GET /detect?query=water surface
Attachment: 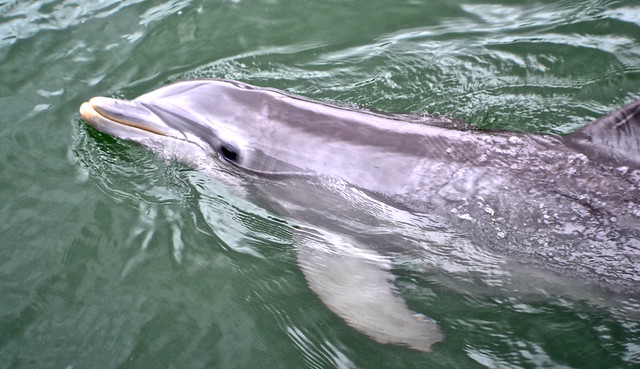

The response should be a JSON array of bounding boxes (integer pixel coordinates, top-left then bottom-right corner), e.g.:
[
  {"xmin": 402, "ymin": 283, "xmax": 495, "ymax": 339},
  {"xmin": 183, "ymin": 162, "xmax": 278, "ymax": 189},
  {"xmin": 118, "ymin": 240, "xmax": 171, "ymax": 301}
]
[{"xmin": 1, "ymin": 0, "xmax": 639, "ymax": 368}]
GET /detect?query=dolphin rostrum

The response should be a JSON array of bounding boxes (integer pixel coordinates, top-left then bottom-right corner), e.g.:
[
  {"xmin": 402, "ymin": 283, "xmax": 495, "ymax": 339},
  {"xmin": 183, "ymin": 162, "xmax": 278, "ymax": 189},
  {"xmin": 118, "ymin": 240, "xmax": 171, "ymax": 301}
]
[{"xmin": 79, "ymin": 79, "xmax": 640, "ymax": 352}]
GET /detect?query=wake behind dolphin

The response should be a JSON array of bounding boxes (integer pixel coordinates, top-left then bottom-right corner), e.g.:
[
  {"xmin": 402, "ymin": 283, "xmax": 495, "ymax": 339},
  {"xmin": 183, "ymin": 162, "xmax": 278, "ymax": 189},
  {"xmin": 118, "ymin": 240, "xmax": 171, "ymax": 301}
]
[{"xmin": 79, "ymin": 79, "xmax": 640, "ymax": 352}]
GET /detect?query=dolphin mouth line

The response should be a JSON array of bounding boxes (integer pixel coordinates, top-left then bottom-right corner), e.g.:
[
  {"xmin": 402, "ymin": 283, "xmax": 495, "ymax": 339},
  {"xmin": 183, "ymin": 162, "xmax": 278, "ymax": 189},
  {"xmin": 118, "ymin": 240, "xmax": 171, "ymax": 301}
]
[{"xmin": 80, "ymin": 99, "xmax": 168, "ymax": 136}]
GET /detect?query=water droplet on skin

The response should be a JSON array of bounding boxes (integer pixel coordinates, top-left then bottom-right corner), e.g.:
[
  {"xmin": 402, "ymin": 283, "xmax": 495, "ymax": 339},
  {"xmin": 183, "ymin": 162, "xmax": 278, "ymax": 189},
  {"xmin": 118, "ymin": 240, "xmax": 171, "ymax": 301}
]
[
  {"xmin": 457, "ymin": 213, "xmax": 474, "ymax": 222},
  {"xmin": 616, "ymin": 166, "xmax": 629, "ymax": 175},
  {"xmin": 508, "ymin": 136, "xmax": 523, "ymax": 145}
]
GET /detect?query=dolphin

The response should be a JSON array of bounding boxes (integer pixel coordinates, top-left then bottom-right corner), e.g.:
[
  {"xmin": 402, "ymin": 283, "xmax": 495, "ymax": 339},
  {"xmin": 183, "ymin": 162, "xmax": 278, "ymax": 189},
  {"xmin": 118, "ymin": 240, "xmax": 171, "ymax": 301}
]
[{"xmin": 79, "ymin": 79, "xmax": 640, "ymax": 352}]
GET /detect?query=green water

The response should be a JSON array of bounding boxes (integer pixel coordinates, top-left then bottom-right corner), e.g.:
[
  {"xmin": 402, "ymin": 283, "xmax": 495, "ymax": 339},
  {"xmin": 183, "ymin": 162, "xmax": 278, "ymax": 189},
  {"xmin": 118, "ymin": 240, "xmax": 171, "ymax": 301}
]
[{"xmin": 1, "ymin": 0, "xmax": 639, "ymax": 368}]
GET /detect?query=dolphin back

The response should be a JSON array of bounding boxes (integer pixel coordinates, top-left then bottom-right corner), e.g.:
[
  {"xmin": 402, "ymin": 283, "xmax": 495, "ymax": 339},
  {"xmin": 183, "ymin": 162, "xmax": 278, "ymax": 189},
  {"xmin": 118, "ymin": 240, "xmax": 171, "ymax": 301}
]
[{"xmin": 564, "ymin": 98, "xmax": 640, "ymax": 169}]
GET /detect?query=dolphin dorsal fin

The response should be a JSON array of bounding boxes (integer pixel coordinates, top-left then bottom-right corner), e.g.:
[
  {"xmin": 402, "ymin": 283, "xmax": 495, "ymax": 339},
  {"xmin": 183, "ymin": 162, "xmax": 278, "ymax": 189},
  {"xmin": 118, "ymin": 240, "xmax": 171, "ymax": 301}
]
[{"xmin": 564, "ymin": 98, "xmax": 640, "ymax": 169}]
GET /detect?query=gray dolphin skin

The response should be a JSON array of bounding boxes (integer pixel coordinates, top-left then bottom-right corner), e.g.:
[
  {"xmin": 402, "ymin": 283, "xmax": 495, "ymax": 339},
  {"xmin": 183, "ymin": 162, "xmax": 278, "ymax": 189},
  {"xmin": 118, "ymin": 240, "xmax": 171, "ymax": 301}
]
[{"xmin": 80, "ymin": 79, "xmax": 640, "ymax": 352}]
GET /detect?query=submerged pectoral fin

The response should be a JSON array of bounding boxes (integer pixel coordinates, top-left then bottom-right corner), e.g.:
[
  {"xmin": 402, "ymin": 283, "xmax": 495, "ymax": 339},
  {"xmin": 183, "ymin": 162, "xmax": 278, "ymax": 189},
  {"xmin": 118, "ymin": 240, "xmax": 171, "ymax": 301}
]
[{"xmin": 295, "ymin": 229, "xmax": 443, "ymax": 352}]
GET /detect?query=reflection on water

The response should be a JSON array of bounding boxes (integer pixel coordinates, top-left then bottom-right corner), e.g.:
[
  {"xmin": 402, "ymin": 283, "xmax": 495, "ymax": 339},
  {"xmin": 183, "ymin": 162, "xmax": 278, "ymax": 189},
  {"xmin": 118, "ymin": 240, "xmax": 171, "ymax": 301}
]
[{"xmin": 1, "ymin": 0, "xmax": 640, "ymax": 367}]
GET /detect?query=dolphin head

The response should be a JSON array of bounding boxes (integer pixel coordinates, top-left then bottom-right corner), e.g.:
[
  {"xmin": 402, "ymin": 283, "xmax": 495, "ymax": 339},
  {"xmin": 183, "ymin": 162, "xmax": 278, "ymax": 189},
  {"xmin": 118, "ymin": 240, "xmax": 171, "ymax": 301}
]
[
  {"xmin": 80, "ymin": 79, "xmax": 440, "ymax": 193},
  {"xmin": 80, "ymin": 80, "xmax": 310, "ymax": 176}
]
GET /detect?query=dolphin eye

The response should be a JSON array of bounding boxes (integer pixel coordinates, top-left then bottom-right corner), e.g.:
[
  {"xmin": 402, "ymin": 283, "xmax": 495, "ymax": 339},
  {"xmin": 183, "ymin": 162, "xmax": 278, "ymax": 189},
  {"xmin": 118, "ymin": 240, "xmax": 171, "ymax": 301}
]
[{"xmin": 220, "ymin": 144, "xmax": 239, "ymax": 162}]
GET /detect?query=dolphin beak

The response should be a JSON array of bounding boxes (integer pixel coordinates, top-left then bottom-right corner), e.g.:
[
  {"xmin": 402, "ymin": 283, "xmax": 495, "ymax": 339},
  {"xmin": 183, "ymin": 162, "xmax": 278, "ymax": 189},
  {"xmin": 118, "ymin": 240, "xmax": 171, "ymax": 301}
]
[{"xmin": 80, "ymin": 97, "xmax": 171, "ymax": 137}]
